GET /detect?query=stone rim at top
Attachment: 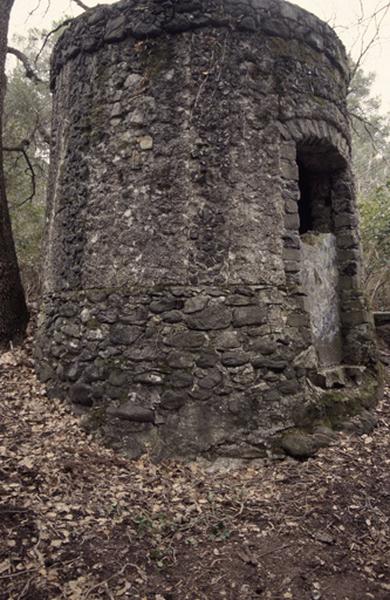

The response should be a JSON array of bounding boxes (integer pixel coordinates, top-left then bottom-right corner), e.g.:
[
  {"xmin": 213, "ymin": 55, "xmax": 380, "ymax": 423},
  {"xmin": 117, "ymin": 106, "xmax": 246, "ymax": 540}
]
[{"xmin": 50, "ymin": 0, "xmax": 350, "ymax": 90}]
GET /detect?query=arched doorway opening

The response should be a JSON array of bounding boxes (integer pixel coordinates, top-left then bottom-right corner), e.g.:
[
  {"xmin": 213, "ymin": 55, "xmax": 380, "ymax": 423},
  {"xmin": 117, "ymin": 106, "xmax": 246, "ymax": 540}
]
[{"xmin": 297, "ymin": 142, "xmax": 347, "ymax": 367}]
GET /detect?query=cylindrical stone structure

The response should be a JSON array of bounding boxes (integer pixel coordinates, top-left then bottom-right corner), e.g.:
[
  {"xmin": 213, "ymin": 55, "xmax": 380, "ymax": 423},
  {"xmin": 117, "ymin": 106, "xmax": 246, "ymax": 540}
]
[{"xmin": 36, "ymin": 0, "xmax": 381, "ymax": 459}]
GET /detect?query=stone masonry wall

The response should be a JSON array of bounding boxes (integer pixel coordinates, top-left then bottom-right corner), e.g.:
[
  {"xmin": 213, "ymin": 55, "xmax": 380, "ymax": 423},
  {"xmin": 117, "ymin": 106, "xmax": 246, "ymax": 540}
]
[{"xmin": 36, "ymin": 0, "xmax": 381, "ymax": 460}]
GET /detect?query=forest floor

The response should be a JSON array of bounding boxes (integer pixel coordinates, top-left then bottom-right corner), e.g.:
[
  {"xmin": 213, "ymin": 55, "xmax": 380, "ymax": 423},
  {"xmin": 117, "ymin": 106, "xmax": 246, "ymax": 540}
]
[{"xmin": 0, "ymin": 335, "xmax": 389, "ymax": 600}]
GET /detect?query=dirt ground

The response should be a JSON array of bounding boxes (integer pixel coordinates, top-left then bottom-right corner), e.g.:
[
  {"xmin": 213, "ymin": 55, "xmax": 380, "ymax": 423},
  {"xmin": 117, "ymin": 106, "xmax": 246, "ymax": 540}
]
[{"xmin": 0, "ymin": 335, "xmax": 389, "ymax": 600}]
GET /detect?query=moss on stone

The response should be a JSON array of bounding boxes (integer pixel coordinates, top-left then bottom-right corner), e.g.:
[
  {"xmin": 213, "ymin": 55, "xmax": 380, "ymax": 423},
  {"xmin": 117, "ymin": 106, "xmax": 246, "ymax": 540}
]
[
  {"xmin": 142, "ymin": 38, "xmax": 171, "ymax": 80},
  {"xmin": 280, "ymin": 429, "xmax": 315, "ymax": 459},
  {"xmin": 86, "ymin": 318, "xmax": 99, "ymax": 329},
  {"xmin": 317, "ymin": 374, "xmax": 380, "ymax": 427},
  {"xmin": 81, "ymin": 406, "xmax": 107, "ymax": 432}
]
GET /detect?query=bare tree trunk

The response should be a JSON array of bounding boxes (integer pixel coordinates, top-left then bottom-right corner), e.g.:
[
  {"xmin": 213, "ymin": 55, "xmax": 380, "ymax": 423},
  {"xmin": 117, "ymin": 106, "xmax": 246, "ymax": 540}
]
[{"xmin": 0, "ymin": 0, "xmax": 29, "ymax": 346}]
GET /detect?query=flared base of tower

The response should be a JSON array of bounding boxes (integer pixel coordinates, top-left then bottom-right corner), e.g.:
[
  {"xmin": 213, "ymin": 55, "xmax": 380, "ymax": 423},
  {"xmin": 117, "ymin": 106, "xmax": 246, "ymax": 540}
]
[{"xmin": 35, "ymin": 285, "xmax": 382, "ymax": 461}]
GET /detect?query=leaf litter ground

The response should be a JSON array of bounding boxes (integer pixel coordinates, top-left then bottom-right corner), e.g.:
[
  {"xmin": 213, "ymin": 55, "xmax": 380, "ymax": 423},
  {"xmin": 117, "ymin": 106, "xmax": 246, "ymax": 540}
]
[{"xmin": 0, "ymin": 337, "xmax": 389, "ymax": 600}]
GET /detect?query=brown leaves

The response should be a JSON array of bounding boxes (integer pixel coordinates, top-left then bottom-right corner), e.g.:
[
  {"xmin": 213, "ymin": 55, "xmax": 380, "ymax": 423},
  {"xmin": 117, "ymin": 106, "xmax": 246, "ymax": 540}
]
[{"xmin": 0, "ymin": 343, "xmax": 390, "ymax": 599}]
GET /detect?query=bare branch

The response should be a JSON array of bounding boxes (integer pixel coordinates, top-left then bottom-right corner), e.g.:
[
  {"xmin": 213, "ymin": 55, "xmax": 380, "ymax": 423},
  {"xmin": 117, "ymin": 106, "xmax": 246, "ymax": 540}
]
[
  {"xmin": 72, "ymin": 0, "xmax": 90, "ymax": 10},
  {"xmin": 349, "ymin": 110, "xmax": 380, "ymax": 140},
  {"xmin": 34, "ymin": 18, "xmax": 74, "ymax": 65},
  {"xmin": 3, "ymin": 143, "xmax": 36, "ymax": 206},
  {"xmin": 36, "ymin": 120, "xmax": 51, "ymax": 146},
  {"xmin": 359, "ymin": 1, "xmax": 390, "ymax": 25},
  {"xmin": 7, "ymin": 47, "xmax": 44, "ymax": 84},
  {"xmin": 26, "ymin": 0, "xmax": 43, "ymax": 20},
  {"xmin": 33, "ymin": 0, "xmax": 94, "ymax": 64},
  {"xmin": 350, "ymin": 2, "xmax": 390, "ymax": 81}
]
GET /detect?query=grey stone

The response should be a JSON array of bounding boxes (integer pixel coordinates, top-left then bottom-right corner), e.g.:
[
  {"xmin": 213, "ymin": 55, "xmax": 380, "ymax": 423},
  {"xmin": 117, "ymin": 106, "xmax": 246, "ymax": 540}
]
[
  {"xmin": 108, "ymin": 370, "xmax": 128, "ymax": 387},
  {"xmin": 293, "ymin": 346, "xmax": 318, "ymax": 369},
  {"xmin": 133, "ymin": 372, "xmax": 164, "ymax": 385},
  {"xmin": 120, "ymin": 306, "xmax": 148, "ymax": 325},
  {"xmin": 183, "ymin": 296, "xmax": 209, "ymax": 314},
  {"xmin": 230, "ymin": 365, "xmax": 255, "ymax": 386},
  {"xmin": 169, "ymin": 331, "xmax": 207, "ymax": 349},
  {"xmin": 161, "ymin": 310, "xmax": 183, "ymax": 323},
  {"xmin": 97, "ymin": 310, "xmax": 117, "ymax": 324},
  {"xmin": 283, "ymin": 248, "xmax": 301, "ymax": 262},
  {"xmin": 198, "ymin": 368, "xmax": 222, "ymax": 389},
  {"xmin": 214, "ymin": 331, "xmax": 241, "ymax": 350},
  {"xmin": 340, "ymin": 411, "xmax": 378, "ymax": 435},
  {"xmin": 189, "ymin": 388, "xmax": 213, "ymax": 401},
  {"xmin": 160, "ymin": 391, "xmax": 187, "ymax": 410},
  {"xmin": 287, "ymin": 313, "xmax": 308, "ymax": 328},
  {"xmin": 221, "ymin": 351, "xmax": 250, "ymax": 367},
  {"xmin": 248, "ymin": 339, "xmax": 277, "ymax": 355},
  {"xmin": 150, "ymin": 298, "xmax": 181, "ymax": 314},
  {"xmin": 60, "ymin": 304, "xmax": 77, "ymax": 317},
  {"xmin": 251, "ymin": 357, "xmax": 287, "ymax": 371},
  {"xmin": 166, "ymin": 351, "xmax": 194, "ymax": 369},
  {"xmin": 225, "ymin": 294, "xmax": 255, "ymax": 306},
  {"xmin": 314, "ymin": 367, "xmax": 346, "ymax": 389},
  {"xmin": 104, "ymin": 15, "xmax": 127, "ymax": 41},
  {"xmin": 63, "ymin": 323, "xmax": 81, "ymax": 338},
  {"xmin": 196, "ymin": 351, "xmax": 219, "ymax": 368},
  {"xmin": 67, "ymin": 364, "xmax": 81, "ymax": 382},
  {"xmin": 279, "ymin": 380, "xmax": 300, "ymax": 395},
  {"xmin": 69, "ymin": 382, "xmax": 94, "ymax": 407},
  {"xmin": 166, "ymin": 372, "xmax": 193, "ymax": 388},
  {"xmin": 233, "ymin": 307, "xmax": 267, "ymax": 327},
  {"xmin": 107, "ymin": 402, "xmax": 154, "ymax": 423},
  {"xmin": 51, "ymin": 345, "xmax": 64, "ymax": 358},
  {"xmin": 124, "ymin": 343, "xmax": 157, "ymax": 362},
  {"xmin": 263, "ymin": 389, "xmax": 280, "ymax": 402},
  {"xmin": 39, "ymin": 363, "xmax": 54, "ymax": 383},
  {"xmin": 85, "ymin": 290, "xmax": 108, "ymax": 303},
  {"xmin": 281, "ymin": 431, "xmax": 316, "ymax": 459},
  {"xmin": 110, "ymin": 324, "xmax": 142, "ymax": 345},
  {"xmin": 284, "ymin": 213, "xmax": 300, "ymax": 230},
  {"xmin": 139, "ymin": 135, "xmax": 153, "ymax": 150},
  {"xmin": 80, "ymin": 308, "xmax": 91, "ymax": 324},
  {"xmin": 128, "ymin": 109, "xmax": 144, "ymax": 126},
  {"xmin": 111, "ymin": 102, "xmax": 123, "ymax": 118},
  {"xmin": 186, "ymin": 306, "xmax": 232, "ymax": 331},
  {"xmin": 124, "ymin": 73, "xmax": 143, "ymax": 90}
]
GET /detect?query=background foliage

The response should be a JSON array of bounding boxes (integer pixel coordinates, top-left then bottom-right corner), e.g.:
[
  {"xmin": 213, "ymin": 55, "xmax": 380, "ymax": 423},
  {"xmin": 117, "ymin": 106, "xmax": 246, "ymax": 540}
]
[
  {"xmin": 349, "ymin": 67, "xmax": 390, "ymax": 310},
  {"xmin": 4, "ymin": 28, "xmax": 51, "ymax": 299}
]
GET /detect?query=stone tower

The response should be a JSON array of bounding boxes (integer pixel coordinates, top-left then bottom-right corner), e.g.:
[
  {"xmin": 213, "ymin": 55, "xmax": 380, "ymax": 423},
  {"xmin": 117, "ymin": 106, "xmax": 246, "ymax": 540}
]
[{"xmin": 36, "ymin": 0, "xmax": 381, "ymax": 459}]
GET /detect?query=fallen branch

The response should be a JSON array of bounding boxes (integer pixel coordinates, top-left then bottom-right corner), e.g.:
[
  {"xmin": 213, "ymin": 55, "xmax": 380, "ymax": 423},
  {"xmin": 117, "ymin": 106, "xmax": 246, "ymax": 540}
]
[
  {"xmin": 0, "ymin": 568, "xmax": 38, "ymax": 581},
  {"xmin": 84, "ymin": 563, "xmax": 144, "ymax": 599}
]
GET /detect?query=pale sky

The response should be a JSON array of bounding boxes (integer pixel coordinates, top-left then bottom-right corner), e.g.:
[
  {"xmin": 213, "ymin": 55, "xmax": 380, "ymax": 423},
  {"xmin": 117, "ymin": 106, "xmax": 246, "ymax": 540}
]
[{"xmin": 8, "ymin": 0, "xmax": 390, "ymax": 112}]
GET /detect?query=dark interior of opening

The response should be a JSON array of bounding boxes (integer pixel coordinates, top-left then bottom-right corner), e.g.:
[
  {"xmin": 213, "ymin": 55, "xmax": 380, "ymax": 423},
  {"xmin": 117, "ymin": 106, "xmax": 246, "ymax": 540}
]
[
  {"xmin": 297, "ymin": 144, "xmax": 346, "ymax": 235},
  {"xmin": 296, "ymin": 142, "xmax": 349, "ymax": 368},
  {"xmin": 298, "ymin": 162, "xmax": 314, "ymax": 234}
]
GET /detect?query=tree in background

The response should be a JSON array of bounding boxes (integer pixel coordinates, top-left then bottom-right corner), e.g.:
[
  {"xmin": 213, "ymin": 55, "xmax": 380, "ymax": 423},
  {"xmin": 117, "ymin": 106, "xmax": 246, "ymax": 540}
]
[
  {"xmin": 4, "ymin": 28, "xmax": 51, "ymax": 299},
  {"xmin": 359, "ymin": 182, "xmax": 390, "ymax": 310},
  {"xmin": 0, "ymin": 0, "xmax": 88, "ymax": 344},
  {"xmin": 349, "ymin": 68, "xmax": 390, "ymax": 196},
  {"xmin": 0, "ymin": 0, "xmax": 29, "ymax": 346},
  {"xmin": 348, "ymin": 67, "xmax": 390, "ymax": 310}
]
